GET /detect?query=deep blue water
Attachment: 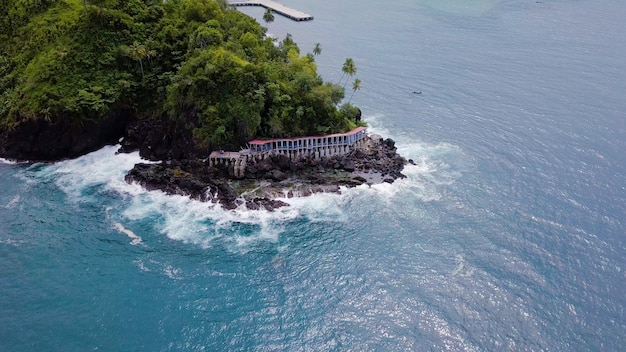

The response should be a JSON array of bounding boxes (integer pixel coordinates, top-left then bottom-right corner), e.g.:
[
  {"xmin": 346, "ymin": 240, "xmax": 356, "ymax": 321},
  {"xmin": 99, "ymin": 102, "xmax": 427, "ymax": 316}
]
[{"xmin": 1, "ymin": 0, "xmax": 625, "ymax": 350}]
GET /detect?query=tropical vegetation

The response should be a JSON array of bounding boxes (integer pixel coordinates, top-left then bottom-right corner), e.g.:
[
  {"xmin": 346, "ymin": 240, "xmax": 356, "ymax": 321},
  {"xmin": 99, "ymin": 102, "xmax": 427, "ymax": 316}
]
[{"xmin": 0, "ymin": 0, "xmax": 364, "ymax": 152}]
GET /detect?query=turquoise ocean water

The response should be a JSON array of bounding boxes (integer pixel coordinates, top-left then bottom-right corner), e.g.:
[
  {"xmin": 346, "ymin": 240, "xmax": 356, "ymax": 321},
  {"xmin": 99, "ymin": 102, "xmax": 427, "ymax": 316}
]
[{"xmin": 1, "ymin": 0, "xmax": 625, "ymax": 350}]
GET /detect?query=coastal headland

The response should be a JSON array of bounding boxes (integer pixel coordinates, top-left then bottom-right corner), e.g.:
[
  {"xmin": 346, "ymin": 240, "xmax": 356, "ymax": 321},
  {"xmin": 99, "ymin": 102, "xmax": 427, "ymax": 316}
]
[
  {"xmin": 0, "ymin": 0, "xmax": 410, "ymax": 209},
  {"xmin": 125, "ymin": 129, "xmax": 412, "ymax": 211}
]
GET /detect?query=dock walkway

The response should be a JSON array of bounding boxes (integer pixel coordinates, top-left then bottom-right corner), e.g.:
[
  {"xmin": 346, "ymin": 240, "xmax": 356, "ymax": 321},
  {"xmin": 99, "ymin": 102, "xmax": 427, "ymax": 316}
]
[{"xmin": 230, "ymin": 0, "xmax": 314, "ymax": 21}]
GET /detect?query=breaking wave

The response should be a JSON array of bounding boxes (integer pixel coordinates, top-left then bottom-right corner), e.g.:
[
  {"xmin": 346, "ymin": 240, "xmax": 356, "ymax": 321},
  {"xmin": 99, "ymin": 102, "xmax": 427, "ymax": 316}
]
[
  {"xmin": 22, "ymin": 126, "xmax": 464, "ymax": 249},
  {"xmin": 0, "ymin": 158, "xmax": 18, "ymax": 165}
]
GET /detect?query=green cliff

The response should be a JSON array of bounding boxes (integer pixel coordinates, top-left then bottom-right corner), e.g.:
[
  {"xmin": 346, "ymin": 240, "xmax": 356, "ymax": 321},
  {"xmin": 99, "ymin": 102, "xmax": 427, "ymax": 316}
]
[{"xmin": 0, "ymin": 0, "xmax": 362, "ymax": 160}]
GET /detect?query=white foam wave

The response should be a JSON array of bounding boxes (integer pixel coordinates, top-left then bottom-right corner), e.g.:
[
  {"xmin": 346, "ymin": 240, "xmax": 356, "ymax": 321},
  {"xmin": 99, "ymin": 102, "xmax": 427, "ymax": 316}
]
[
  {"xmin": 278, "ymin": 191, "xmax": 348, "ymax": 222},
  {"xmin": 4, "ymin": 195, "xmax": 20, "ymax": 209},
  {"xmin": 28, "ymin": 133, "xmax": 464, "ymax": 250},
  {"xmin": 121, "ymin": 188, "xmax": 305, "ymax": 249},
  {"xmin": 133, "ymin": 259, "xmax": 151, "ymax": 272},
  {"xmin": 115, "ymin": 116, "xmax": 463, "ymax": 248},
  {"xmin": 113, "ymin": 222, "xmax": 143, "ymax": 246},
  {"xmin": 364, "ymin": 113, "xmax": 466, "ymax": 201},
  {"xmin": 40, "ymin": 145, "xmax": 148, "ymax": 200},
  {"xmin": 106, "ymin": 206, "xmax": 144, "ymax": 246},
  {"xmin": 451, "ymin": 254, "xmax": 475, "ymax": 277},
  {"xmin": 164, "ymin": 265, "xmax": 182, "ymax": 280},
  {"xmin": 0, "ymin": 157, "xmax": 18, "ymax": 165}
]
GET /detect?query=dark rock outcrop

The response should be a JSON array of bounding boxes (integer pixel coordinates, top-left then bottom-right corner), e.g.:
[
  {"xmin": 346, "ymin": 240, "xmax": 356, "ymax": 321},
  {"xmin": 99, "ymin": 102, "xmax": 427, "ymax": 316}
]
[
  {"xmin": 125, "ymin": 162, "xmax": 212, "ymax": 201},
  {"xmin": 119, "ymin": 115, "xmax": 203, "ymax": 161},
  {"xmin": 0, "ymin": 108, "xmax": 410, "ymax": 211},
  {"xmin": 0, "ymin": 109, "xmax": 129, "ymax": 161},
  {"xmin": 123, "ymin": 135, "xmax": 411, "ymax": 211},
  {"xmin": 0, "ymin": 109, "xmax": 207, "ymax": 163}
]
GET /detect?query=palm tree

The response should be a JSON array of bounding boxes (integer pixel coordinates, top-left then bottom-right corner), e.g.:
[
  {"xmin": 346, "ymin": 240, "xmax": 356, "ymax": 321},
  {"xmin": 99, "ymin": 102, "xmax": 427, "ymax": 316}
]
[
  {"xmin": 340, "ymin": 58, "xmax": 356, "ymax": 87},
  {"xmin": 313, "ymin": 42, "xmax": 321, "ymax": 56},
  {"xmin": 348, "ymin": 78, "xmax": 361, "ymax": 103},
  {"xmin": 263, "ymin": 8, "xmax": 275, "ymax": 25},
  {"xmin": 125, "ymin": 42, "xmax": 156, "ymax": 80}
]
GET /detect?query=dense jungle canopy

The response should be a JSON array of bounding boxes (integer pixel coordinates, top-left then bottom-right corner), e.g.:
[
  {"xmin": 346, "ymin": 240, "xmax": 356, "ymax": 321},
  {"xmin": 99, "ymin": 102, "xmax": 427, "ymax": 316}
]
[{"xmin": 0, "ymin": 0, "xmax": 362, "ymax": 151}]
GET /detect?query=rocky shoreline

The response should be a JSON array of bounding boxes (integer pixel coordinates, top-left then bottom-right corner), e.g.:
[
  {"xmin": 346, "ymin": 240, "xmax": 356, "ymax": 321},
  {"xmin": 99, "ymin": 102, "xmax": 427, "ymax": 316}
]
[
  {"xmin": 0, "ymin": 116, "xmax": 411, "ymax": 211},
  {"xmin": 125, "ymin": 135, "xmax": 412, "ymax": 211}
]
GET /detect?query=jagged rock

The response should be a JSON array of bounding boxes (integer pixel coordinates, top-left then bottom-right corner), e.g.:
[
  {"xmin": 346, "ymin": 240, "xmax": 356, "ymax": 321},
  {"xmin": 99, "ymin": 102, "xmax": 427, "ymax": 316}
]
[
  {"xmin": 343, "ymin": 161, "xmax": 356, "ymax": 172},
  {"xmin": 384, "ymin": 138, "xmax": 396, "ymax": 149},
  {"xmin": 272, "ymin": 154, "xmax": 291, "ymax": 171},
  {"xmin": 353, "ymin": 176, "xmax": 368, "ymax": 183},
  {"xmin": 246, "ymin": 198, "xmax": 289, "ymax": 211},
  {"xmin": 339, "ymin": 178, "xmax": 365, "ymax": 187},
  {"xmin": 270, "ymin": 170, "xmax": 287, "ymax": 181},
  {"xmin": 122, "ymin": 135, "xmax": 409, "ymax": 211},
  {"xmin": 245, "ymin": 164, "xmax": 258, "ymax": 175},
  {"xmin": 0, "ymin": 110, "xmax": 129, "ymax": 161},
  {"xmin": 119, "ymin": 115, "xmax": 203, "ymax": 161},
  {"xmin": 0, "ymin": 97, "xmax": 410, "ymax": 213},
  {"xmin": 222, "ymin": 202, "xmax": 238, "ymax": 210}
]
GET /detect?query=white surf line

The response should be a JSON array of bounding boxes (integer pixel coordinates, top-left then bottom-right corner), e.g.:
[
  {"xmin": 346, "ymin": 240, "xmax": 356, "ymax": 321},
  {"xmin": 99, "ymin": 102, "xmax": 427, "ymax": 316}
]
[
  {"xmin": 114, "ymin": 222, "xmax": 143, "ymax": 246},
  {"xmin": 107, "ymin": 206, "xmax": 143, "ymax": 246},
  {"xmin": 0, "ymin": 157, "xmax": 18, "ymax": 165}
]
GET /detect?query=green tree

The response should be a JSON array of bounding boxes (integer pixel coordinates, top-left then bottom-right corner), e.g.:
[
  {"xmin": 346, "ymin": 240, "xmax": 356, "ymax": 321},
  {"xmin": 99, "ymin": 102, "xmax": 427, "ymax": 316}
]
[
  {"xmin": 263, "ymin": 8, "xmax": 274, "ymax": 25},
  {"xmin": 123, "ymin": 41, "xmax": 156, "ymax": 80},
  {"xmin": 340, "ymin": 57, "xmax": 356, "ymax": 87},
  {"xmin": 182, "ymin": 0, "xmax": 224, "ymax": 23},
  {"xmin": 313, "ymin": 42, "xmax": 321, "ymax": 56},
  {"xmin": 191, "ymin": 24, "xmax": 223, "ymax": 49},
  {"xmin": 349, "ymin": 78, "xmax": 361, "ymax": 103},
  {"xmin": 0, "ymin": 0, "xmax": 365, "ymax": 155}
]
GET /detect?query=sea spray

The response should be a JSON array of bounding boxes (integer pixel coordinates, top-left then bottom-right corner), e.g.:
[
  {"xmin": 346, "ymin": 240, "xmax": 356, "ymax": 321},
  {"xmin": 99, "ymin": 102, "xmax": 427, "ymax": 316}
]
[
  {"xmin": 40, "ymin": 145, "xmax": 149, "ymax": 201},
  {"xmin": 24, "ymin": 136, "xmax": 461, "ymax": 250}
]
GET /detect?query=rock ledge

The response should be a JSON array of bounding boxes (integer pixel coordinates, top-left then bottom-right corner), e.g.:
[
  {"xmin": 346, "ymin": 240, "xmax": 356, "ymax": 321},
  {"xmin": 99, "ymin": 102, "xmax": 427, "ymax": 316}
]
[{"xmin": 125, "ymin": 135, "xmax": 413, "ymax": 211}]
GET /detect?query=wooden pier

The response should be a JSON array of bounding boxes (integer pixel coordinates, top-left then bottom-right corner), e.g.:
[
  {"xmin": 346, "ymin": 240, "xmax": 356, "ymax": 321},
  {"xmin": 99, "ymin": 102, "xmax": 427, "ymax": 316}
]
[{"xmin": 230, "ymin": 0, "xmax": 314, "ymax": 21}]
